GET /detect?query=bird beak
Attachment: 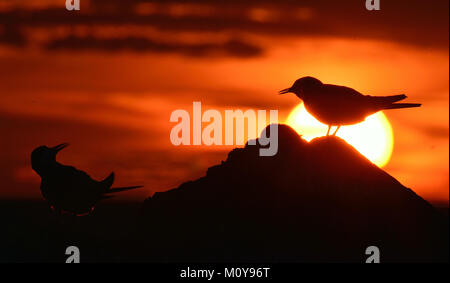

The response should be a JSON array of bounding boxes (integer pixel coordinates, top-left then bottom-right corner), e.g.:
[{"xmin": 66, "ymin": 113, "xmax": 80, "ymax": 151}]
[
  {"xmin": 279, "ymin": 88, "xmax": 291, "ymax": 95},
  {"xmin": 52, "ymin": 143, "xmax": 69, "ymax": 152}
]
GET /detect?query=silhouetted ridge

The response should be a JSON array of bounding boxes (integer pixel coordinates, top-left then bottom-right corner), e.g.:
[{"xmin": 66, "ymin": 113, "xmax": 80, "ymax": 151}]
[{"xmin": 141, "ymin": 124, "xmax": 448, "ymax": 262}]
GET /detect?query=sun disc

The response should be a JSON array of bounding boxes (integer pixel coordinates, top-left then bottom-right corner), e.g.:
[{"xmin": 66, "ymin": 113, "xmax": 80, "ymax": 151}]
[{"xmin": 286, "ymin": 103, "xmax": 394, "ymax": 167}]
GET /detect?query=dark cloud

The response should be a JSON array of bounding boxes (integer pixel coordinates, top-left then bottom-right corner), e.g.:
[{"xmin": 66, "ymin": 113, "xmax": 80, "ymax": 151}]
[
  {"xmin": 0, "ymin": 0, "xmax": 448, "ymax": 54},
  {"xmin": 45, "ymin": 35, "xmax": 263, "ymax": 58},
  {"xmin": 0, "ymin": 25, "xmax": 26, "ymax": 46},
  {"xmin": 421, "ymin": 125, "xmax": 449, "ymax": 139}
]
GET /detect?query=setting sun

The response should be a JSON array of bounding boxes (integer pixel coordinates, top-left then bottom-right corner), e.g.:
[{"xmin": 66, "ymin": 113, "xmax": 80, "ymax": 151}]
[{"xmin": 286, "ymin": 103, "xmax": 394, "ymax": 167}]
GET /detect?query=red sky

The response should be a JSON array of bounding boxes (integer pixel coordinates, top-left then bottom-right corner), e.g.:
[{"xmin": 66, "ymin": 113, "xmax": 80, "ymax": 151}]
[{"xmin": 0, "ymin": 0, "xmax": 448, "ymax": 204}]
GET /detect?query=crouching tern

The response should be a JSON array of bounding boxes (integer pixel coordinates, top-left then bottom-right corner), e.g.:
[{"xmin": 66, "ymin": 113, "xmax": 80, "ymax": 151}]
[{"xmin": 31, "ymin": 143, "xmax": 142, "ymax": 216}]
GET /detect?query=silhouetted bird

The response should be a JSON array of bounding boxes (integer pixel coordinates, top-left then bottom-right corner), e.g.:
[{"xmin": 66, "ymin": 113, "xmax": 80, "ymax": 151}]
[
  {"xmin": 31, "ymin": 143, "xmax": 142, "ymax": 216},
  {"xmin": 280, "ymin": 76, "xmax": 421, "ymax": 135}
]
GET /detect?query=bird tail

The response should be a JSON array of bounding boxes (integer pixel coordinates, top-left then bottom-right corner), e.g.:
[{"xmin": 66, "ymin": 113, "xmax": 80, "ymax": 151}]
[
  {"xmin": 385, "ymin": 103, "xmax": 422, "ymax": 109},
  {"xmin": 373, "ymin": 94, "xmax": 407, "ymax": 104},
  {"xmin": 101, "ymin": 172, "xmax": 143, "ymax": 194},
  {"xmin": 105, "ymin": 186, "xmax": 143, "ymax": 194},
  {"xmin": 101, "ymin": 172, "xmax": 115, "ymax": 189}
]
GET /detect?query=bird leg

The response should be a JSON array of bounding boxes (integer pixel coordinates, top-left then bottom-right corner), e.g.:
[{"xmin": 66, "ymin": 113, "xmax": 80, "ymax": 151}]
[
  {"xmin": 332, "ymin": 125, "xmax": 341, "ymax": 136},
  {"xmin": 326, "ymin": 125, "xmax": 331, "ymax": 136}
]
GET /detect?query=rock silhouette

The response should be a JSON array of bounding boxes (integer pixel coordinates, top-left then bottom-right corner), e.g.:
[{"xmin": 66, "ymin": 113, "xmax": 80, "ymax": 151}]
[{"xmin": 141, "ymin": 124, "xmax": 448, "ymax": 262}]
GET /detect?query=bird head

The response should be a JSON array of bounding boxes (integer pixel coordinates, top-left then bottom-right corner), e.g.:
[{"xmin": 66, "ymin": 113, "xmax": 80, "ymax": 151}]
[
  {"xmin": 279, "ymin": 76, "xmax": 323, "ymax": 98},
  {"xmin": 31, "ymin": 143, "xmax": 69, "ymax": 176}
]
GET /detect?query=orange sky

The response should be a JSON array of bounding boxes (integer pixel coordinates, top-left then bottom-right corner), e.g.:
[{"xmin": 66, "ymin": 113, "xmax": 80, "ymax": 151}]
[{"xmin": 0, "ymin": 0, "xmax": 448, "ymax": 204}]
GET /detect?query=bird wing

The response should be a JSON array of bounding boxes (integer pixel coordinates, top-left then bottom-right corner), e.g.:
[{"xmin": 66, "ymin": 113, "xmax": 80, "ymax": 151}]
[
  {"xmin": 53, "ymin": 164, "xmax": 101, "ymax": 195},
  {"xmin": 57, "ymin": 164, "xmax": 94, "ymax": 182},
  {"xmin": 303, "ymin": 84, "xmax": 379, "ymax": 124},
  {"xmin": 320, "ymin": 84, "xmax": 366, "ymax": 100},
  {"xmin": 314, "ymin": 84, "xmax": 369, "ymax": 110},
  {"xmin": 366, "ymin": 94, "xmax": 407, "ymax": 108},
  {"xmin": 41, "ymin": 164, "xmax": 101, "ymax": 212},
  {"xmin": 320, "ymin": 85, "xmax": 409, "ymax": 113}
]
